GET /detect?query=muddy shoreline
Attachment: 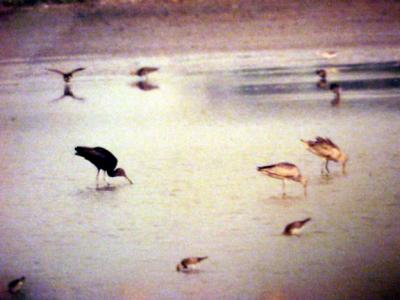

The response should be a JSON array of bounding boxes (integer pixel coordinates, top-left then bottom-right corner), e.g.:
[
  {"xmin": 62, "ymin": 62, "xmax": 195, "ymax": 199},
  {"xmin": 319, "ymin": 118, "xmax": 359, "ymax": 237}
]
[{"xmin": 1, "ymin": 1, "xmax": 400, "ymax": 60}]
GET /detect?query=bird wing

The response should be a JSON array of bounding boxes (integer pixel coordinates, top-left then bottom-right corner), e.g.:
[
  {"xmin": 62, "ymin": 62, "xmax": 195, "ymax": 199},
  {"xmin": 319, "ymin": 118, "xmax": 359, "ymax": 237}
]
[
  {"xmin": 69, "ymin": 67, "xmax": 86, "ymax": 75},
  {"xmin": 259, "ymin": 162, "xmax": 299, "ymax": 178},
  {"xmin": 75, "ymin": 146, "xmax": 118, "ymax": 171},
  {"xmin": 46, "ymin": 68, "xmax": 65, "ymax": 75}
]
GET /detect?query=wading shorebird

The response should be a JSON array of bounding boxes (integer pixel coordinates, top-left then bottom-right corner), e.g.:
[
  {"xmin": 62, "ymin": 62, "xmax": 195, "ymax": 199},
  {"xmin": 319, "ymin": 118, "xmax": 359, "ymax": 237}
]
[
  {"xmin": 301, "ymin": 137, "xmax": 348, "ymax": 174},
  {"xmin": 330, "ymin": 83, "xmax": 341, "ymax": 106},
  {"xmin": 257, "ymin": 162, "xmax": 308, "ymax": 197},
  {"xmin": 8, "ymin": 276, "xmax": 25, "ymax": 294},
  {"xmin": 283, "ymin": 218, "xmax": 311, "ymax": 236},
  {"xmin": 46, "ymin": 67, "xmax": 86, "ymax": 83},
  {"xmin": 130, "ymin": 67, "xmax": 159, "ymax": 79},
  {"xmin": 75, "ymin": 146, "xmax": 133, "ymax": 187},
  {"xmin": 176, "ymin": 256, "xmax": 208, "ymax": 272},
  {"xmin": 315, "ymin": 69, "xmax": 328, "ymax": 89}
]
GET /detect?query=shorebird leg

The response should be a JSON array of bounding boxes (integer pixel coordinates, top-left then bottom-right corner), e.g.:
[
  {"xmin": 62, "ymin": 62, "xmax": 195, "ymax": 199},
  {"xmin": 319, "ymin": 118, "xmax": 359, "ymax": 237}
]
[
  {"xmin": 282, "ymin": 180, "xmax": 286, "ymax": 198},
  {"xmin": 325, "ymin": 159, "xmax": 330, "ymax": 174}
]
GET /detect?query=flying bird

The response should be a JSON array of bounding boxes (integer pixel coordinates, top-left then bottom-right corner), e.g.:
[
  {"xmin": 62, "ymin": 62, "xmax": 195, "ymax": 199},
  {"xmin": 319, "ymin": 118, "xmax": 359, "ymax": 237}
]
[
  {"xmin": 130, "ymin": 67, "xmax": 159, "ymax": 79},
  {"xmin": 75, "ymin": 146, "xmax": 133, "ymax": 186},
  {"xmin": 283, "ymin": 218, "xmax": 311, "ymax": 236},
  {"xmin": 330, "ymin": 83, "xmax": 341, "ymax": 106},
  {"xmin": 301, "ymin": 137, "xmax": 348, "ymax": 174},
  {"xmin": 46, "ymin": 67, "xmax": 85, "ymax": 83},
  {"xmin": 257, "ymin": 162, "xmax": 307, "ymax": 197},
  {"xmin": 8, "ymin": 276, "xmax": 25, "ymax": 294},
  {"xmin": 176, "ymin": 256, "xmax": 208, "ymax": 272}
]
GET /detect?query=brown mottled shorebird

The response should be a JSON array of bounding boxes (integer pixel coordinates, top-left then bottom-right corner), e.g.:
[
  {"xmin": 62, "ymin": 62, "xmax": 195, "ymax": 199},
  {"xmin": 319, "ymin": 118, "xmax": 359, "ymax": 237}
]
[
  {"xmin": 130, "ymin": 67, "xmax": 159, "ymax": 79},
  {"xmin": 315, "ymin": 69, "xmax": 328, "ymax": 89},
  {"xmin": 301, "ymin": 137, "xmax": 348, "ymax": 174},
  {"xmin": 283, "ymin": 218, "xmax": 311, "ymax": 236},
  {"xmin": 176, "ymin": 256, "xmax": 208, "ymax": 272},
  {"xmin": 75, "ymin": 146, "xmax": 133, "ymax": 187},
  {"xmin": 8, "ymin": 276, "xmax": 25, "ymax": 294},
  {"xmin": 46, "ymin": 67, "xmax": 85, "ymax": 83},
  {"xmin": 330, "ymin": 83, "xmax": 341, "ymax": 106},
  {"xmin": 257, "ymin": 162, "xmax": 308, "ymax": 197}
]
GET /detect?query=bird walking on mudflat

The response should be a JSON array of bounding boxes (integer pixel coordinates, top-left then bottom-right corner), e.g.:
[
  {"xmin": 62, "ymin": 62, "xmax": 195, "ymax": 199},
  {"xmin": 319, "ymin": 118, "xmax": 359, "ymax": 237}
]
[
  {"xmin": 301, "ymin": 137, "xmax": 348, "ymax": 174},
  {"xmin": 283, "ymin": 218, "xmax": 311, "ymax": 236},
  {"xmin": 176, "ymin": 256, "xmax": 208, "ymax": 272},
  {"xmin": 257, "ymin": 162, "xmax": 308, "ymax": 197},
  {"xmin": 46, "ymin": 67, "xmax": 85, "ymax": 83},
  {"xmin": 130, "ymin": 67, "xmax": 159, "ymax": 79},
  {"xmin": 8, "ymin": 276, "xmax": 25, "ymax": 294},
  {"xmin": 75, "ymin": 146, "xmax": 133, "ymax": 186}
]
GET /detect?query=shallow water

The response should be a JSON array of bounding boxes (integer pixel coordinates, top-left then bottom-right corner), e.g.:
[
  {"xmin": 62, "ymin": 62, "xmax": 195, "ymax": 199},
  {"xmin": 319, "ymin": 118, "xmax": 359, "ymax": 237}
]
[{"xmin": 0, "ymin": 50, "xmax": 400, "ymax": 299}]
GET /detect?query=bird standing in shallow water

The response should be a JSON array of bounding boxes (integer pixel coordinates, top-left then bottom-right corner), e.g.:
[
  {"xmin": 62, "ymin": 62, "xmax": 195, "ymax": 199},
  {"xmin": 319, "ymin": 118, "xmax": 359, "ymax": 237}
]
[
  {"xmin": 315, "ymin": 69, "xmax": 328, "ymax": 89},
  {"xmin": 75, "ymin": 146, "xmax": 133, "ymax": 187},
  {"xmin": 46, "ymin": 67, "xmax": 85, "ymax": 83},
  {"xmin": 330, "ymin": 83, "xmax": 341, "ymax": 106},
  {"xmin": 283, "ymin": 218, "xmax": 311, "ymax": 236},
  {"xmin": 8, "ymin": 276, "xmax": 25, "ymax": 294},
  {"xmin": 301, "ymin": 137, "xmax": 348, "ymax": 175},
  {"xmin": 176, "ymin": 257, "xmax": 208, "ymax": 272},
  {"xmin": 257, "ymin": 162, "xmax": 308, "ymax": 197}
]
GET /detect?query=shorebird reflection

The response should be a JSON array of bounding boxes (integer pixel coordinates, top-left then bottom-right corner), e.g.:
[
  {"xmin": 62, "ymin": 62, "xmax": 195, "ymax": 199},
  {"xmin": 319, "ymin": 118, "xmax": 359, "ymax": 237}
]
[
  {"xmin": 132, "ymin": 80, "xmax": 159, "ymax": 91},
  {"xmin": 51, "ymin": 84, "xmax": 85, "ymax": 102}
]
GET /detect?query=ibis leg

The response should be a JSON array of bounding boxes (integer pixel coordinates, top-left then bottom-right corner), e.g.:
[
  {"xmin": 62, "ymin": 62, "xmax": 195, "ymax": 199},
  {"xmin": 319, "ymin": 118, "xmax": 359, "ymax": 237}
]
[{"xmin": 96, "ymin": 170, "xmax": 100, "ymax": 187}]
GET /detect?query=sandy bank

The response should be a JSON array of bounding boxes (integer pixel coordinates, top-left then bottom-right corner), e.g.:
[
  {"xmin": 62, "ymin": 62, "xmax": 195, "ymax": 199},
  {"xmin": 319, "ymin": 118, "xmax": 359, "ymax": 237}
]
[{"xmin": 1, "ymin": 0, "xmax": 400, "ymax": 60}]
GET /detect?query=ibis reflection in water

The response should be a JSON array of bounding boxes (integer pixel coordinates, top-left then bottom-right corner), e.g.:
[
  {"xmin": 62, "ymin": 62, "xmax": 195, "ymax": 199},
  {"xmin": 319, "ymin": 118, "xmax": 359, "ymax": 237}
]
[
  {"xmin": 74, "ymin": 146, "xmax": 133, "ymax": 187},
  {"xmin": 301, "ymin": 137, "xmax": 348, "ymax": 175},
  {"xmin": 257, "ymin": 162, "xmax": 308, "ymax": 198}
]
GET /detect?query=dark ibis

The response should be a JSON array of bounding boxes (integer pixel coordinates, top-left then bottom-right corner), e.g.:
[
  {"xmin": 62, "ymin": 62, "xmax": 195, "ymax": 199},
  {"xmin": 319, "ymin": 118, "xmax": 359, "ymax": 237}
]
[
  {"xmin": 8, "ymin": 276, "xmax": 25, "ymax": 294},
  {"xmin": 75, "ymin": 146, "xmax": 133, "ymax": 186},
  {"xmin": 257, "ymin": 162, "xmax": 308, "ymax": 197},
  {"xmin": 283, "ymin": 218, "xmax": 312, "ymax": 236},
  {"xmin": 301, "ymin": 137, "xmax": 348, "ymax": 174},
  {"xmin": 176, "ymin": 256, "xmax": 208, "ymax": 272},
  {"xmin": 46, "ymin": 67, "xmax": 85, "ymax": 83}
]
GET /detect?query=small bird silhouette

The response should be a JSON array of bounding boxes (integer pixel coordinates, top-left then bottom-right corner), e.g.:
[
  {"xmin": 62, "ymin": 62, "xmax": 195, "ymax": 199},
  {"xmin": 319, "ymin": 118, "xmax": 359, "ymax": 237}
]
[
  {"xmin": 301, "ymin": 137, "xmax": 348, "ymax": 174},
  {"xmin": 330, "ymin": 83, "xmax": 341, "ymax": 106},
  {"xmin": 75, "ymin": 146, "xmax": 133, "ymax": 186},
  {"xmin": 134, "ymin": 80, "xmax": 159, "ymax": 91},
  {"xmin": 283, "ymin": 218, "xmax": 311, "ymax": 236},
  {"xmin": 46, "ymin": 67, "xmax": 85, "ymax": 83},
  {"xmin": 257, "ymin": 162, "xmax": 307, "ymax": 197},
  {"xmin": 176, "ymin": 256, "xmax": 208, "ymax": 272},
  {"xmin": 130, "ymin": 67, "xmax": 159, "ymax": 79},
  {"xmin": 51, "ymin": 84, "xmax": 84, "ymax": 102},
  {"xmin": 8, "ymin": 276, "xmax": 25, "ymax": 294},
  {"xmin": 315, "ymin": 69, "xmax": 328, "ymax": 89}
]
